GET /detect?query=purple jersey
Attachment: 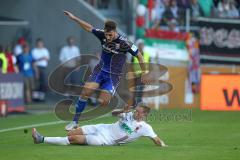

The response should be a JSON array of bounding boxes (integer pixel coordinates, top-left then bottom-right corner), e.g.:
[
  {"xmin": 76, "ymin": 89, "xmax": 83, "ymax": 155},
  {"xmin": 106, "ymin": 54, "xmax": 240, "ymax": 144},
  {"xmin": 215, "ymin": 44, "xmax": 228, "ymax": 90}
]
[{"xmin": 92, "ymin": 28, "xmax": 138, "ymax": 75}]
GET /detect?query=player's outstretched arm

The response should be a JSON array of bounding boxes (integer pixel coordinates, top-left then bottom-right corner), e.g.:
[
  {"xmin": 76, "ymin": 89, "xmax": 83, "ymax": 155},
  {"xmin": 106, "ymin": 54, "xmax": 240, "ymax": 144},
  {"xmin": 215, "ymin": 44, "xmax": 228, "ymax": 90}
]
[
  {"xmin": 136, "ymin": 52, "xmax": 146, "ymax": 72},
  {"xmin": 111, "ymin": 105, "xmax": 133, "ymax": 116},
  {"xmin": 135, "ymin": 52, "xmax": 150, "ymax": 84},
  {"xmin": 63, "ymin": 10, "xmax": 93, "ymax": 32},
  {"xmin": 151, "ymin": 137, "xmax": 168, "ymax": 147}
]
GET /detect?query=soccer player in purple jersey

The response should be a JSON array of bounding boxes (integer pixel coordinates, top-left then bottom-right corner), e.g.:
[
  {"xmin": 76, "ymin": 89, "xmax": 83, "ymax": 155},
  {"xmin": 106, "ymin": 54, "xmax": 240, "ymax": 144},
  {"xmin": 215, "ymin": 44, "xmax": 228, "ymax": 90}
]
[{"xmin": 63, "ymin": 11, "xmax": 149, "ymax": 131}]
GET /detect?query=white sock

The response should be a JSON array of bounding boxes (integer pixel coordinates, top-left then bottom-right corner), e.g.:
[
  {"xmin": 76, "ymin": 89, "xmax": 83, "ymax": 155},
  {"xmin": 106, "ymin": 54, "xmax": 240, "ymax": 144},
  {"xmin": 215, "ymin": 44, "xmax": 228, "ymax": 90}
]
[{"xmin": 44, "ymin": 137, "xmax": 70, "ymax": 145}]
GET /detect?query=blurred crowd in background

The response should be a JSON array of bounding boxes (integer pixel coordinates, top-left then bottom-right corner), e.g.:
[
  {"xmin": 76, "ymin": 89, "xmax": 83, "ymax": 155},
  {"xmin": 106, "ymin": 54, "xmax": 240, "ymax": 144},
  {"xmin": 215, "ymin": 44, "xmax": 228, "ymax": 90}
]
[
  {"xmin": 0, "ymin": 38, "xmax": 50, "ymax": 103},
  {"xmin": 0, "ymin": 36, "xmax": 81, "ymax": 104},
  {"xmin": 88, "ymin": 0, "xmax": 240, "ymax": 18},
  {"xmin": 135, "ymin": 0, "xmax": 240, "ymax": 33}
]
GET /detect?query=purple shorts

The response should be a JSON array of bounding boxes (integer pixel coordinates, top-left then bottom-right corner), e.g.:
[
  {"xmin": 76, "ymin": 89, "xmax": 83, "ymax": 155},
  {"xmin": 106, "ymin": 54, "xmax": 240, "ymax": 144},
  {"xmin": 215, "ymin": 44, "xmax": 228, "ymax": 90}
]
[{"xmin": 88, "ymin": 66, "xmax": 121, "ymax": 95}]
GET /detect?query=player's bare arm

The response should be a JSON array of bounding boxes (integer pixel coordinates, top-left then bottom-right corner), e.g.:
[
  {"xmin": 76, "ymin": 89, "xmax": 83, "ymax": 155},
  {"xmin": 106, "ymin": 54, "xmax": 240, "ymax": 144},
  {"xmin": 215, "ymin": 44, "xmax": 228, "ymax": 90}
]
[
  {"xmin": 63, "ymin": 10, "xmax": 93, "ymax": 32},
  {"xmin": 151, "ymin": 137, "xmax": 167, "ymax": 147},
  {"xmin": 135, "ymin": 52, "xmax": 149, "ymax": 84},
  {"xmin": 111, "ymin": 105, "xmax": 133, "ymax": 116}
]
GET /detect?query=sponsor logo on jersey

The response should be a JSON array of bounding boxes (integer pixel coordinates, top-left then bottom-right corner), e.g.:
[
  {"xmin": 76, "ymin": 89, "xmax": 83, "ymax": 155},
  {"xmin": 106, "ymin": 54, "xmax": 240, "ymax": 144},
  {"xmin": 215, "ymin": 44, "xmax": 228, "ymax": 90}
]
[{"xmin": 120, "ymin": 122, "xmax": 134, "ymax": 135}]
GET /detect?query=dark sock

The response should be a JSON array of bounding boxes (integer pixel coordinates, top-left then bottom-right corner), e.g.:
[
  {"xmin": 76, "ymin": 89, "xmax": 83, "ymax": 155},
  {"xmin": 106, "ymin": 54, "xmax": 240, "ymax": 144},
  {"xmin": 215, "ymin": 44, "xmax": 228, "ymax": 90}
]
[{"xmin": 73, "ymin": 98, "xmax": 87, "ymax": 123}]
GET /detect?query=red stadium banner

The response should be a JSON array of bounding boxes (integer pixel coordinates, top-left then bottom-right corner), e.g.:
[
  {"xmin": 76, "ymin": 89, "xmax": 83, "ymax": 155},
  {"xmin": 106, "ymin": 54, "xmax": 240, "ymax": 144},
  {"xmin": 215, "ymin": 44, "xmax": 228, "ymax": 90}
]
[
  {"xmin": 201, "ymin": 74, "xmax": 240, "ymax": 111},
  {"xmin": 145, "ymin": 29, "xmax": 189, "ymax": 41}
]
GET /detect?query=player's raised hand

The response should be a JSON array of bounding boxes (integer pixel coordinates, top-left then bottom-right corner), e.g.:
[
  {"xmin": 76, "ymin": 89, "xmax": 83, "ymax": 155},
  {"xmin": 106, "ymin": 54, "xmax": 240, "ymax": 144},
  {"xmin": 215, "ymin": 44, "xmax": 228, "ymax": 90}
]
[
  {"xmin": 63, "ymin": 10, "xmax": 93, "ymax": 32},
  {"xmin": 63, "ymin": 10, "xmax": 75, "ymax": 20},
  {"xmin": 123, "ymin": 105, "xmax": 133, "ymax": 112}
]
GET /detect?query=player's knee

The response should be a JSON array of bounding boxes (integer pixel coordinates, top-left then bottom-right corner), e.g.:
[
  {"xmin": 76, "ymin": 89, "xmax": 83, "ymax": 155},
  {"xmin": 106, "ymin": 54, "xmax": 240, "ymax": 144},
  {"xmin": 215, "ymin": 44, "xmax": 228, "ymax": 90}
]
[
  {"xmin": 81, "ymin": 89, "xmax": 92, "ymax": 98},
  {"xmin": 68, "ymin": 135, "xmax": 79, "ymax": 144},
  {"xmin": 68, "ymin": 135, "xmax": 85, "ymax": 144},
  {"xmin": 68, "ymin": 135, "xmax": 75, "ymax": 143},
  {"xmin": 99, "ymin": 98, "xmax": 110, "ymax": 106},
  {"xmin": 98, "ymin": 93, "xmax": 111, "ymax": 106}
]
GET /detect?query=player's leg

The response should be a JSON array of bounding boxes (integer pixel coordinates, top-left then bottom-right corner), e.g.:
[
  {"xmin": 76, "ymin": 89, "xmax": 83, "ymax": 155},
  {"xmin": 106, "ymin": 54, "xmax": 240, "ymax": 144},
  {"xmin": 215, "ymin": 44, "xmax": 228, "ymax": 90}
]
[
  {"xmin": 134, "ymin": 76, "xmax": 144, "ymax": 105},
  {"xmin": 32, "ymin": 128, "xmax": 86, "ymax": 145},
  {"xmin": 98, "ymin": 73, "xmax": 120, "ymax": 106},
  {"xmin": 67, "ymin": 124, "xmax": 112, "ymax": 145},
  {"xmin": 68, "ymin": 134, "xmax": 110, "ymax": 146},
  {"xmin": 73, "ymin": 82, "xmax": 99, "ymax": 121},
  {"xmin": 65, "ymin": 82, "xmax": 99, "ymax": 131},
  {"xmin": 65, "ymin": 65, "xmax": 103, "ymax": 131},
  {"xmin": 67, "ymin": 134, "xmax": 109, "ymax": 146},
  {"xmin": 77, "ymin": 124, "xmax": 113, "ymax": 146},
  {"xmin": 98, "ymin": 90, "xmax": 112, "ymax": 106},
  {"xmin": 68, "ymin": 135, "xmax": 86, "ymax": 145},
  {"xmin": 68, "ymin": 124, "xmax": 98, "ymax": 136}
]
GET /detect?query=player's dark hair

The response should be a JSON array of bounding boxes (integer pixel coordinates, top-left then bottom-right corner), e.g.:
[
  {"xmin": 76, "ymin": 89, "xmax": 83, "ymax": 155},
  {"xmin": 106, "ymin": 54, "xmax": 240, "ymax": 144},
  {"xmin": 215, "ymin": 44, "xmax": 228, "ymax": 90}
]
[{"xmin": 104, "ymin": 20, "xmax": 117, "ymax": 32}]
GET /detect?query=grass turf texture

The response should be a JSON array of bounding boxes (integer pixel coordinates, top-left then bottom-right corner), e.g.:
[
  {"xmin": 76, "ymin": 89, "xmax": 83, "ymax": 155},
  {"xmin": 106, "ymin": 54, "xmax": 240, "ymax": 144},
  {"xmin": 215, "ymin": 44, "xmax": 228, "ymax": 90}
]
[{"xmin": 0, "ymin": 108, "xmax": 239, "ymax": 160}]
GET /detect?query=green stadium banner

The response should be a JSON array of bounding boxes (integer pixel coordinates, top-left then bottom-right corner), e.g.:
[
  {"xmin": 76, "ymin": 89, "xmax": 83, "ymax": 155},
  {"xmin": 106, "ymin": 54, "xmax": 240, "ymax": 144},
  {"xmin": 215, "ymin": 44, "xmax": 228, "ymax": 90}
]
[
  {"xmin": 143, "ymin": 38, "xmax": 189, "ymax": 61},
  {"xmin": 136, "ymin": 27, "xmax": 145, "ymax": 38},
  {"xmin": 198, "ymin": 0, "xmax": 213, "ymax": 17},
  {"xmin": 139, "ymin": 0, "xmax": 148, "ymax": 6}
]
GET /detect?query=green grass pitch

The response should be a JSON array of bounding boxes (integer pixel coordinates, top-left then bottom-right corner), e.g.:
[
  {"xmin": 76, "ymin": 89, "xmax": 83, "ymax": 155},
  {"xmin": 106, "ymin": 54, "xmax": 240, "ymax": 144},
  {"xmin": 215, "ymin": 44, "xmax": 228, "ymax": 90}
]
[{"xmin": 0, "ymin": 108, "xmax": 239, "ymax": 160}]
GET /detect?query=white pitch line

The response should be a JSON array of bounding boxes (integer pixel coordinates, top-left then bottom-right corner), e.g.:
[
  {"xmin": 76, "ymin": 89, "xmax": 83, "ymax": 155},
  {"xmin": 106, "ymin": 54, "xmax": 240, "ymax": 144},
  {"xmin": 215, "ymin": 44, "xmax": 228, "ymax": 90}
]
[
  {"xmin": 0, "ymin": 121, "xmax": 66, "ymax": 133},
  {"xmin": 0, "ymin": 112, "xmax": 112, "ymax": 133}
]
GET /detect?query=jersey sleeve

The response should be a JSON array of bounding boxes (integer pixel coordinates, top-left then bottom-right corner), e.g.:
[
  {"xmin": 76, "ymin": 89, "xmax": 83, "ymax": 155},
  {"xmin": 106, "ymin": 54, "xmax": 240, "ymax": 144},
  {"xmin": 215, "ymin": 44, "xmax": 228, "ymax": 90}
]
[
  {"xmin": 119, "ymin": 111, "xmax": 134, "ymax": 122},
  {"xmin": 128, "ymin": 43, "xmax": 139, "ymax": 57},
  {"xmin": 92, "ymin": 28, "xmax": 105, "ymax": 41},
  {"xmin": 143, "ymin": 124, "xmax": 157, "ymax": 138},
  {"xmin": 121, "ymin": 112, "xmax": 133, "ymax": 118}
]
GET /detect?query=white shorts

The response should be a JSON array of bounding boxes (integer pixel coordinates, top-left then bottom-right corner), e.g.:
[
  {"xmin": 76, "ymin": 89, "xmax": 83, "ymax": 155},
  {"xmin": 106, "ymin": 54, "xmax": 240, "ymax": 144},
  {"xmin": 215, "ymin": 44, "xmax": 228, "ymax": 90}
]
[{"xmin": 81, "ymin": 124, "xmax": 115, "ymax": 146}]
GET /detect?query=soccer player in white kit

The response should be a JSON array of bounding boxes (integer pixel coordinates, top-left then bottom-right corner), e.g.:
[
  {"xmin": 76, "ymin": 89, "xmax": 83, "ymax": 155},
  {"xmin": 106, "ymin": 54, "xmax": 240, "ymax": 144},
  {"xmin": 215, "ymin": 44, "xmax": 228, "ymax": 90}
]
[{"xmin": 32, "ymin": 104, "xmax": 167, "ymax": 147}]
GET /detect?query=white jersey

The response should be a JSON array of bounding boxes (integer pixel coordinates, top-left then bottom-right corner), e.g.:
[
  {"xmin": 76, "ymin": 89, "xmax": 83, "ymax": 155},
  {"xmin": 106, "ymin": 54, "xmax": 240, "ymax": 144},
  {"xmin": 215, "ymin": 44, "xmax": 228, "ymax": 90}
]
[
  {"xmin": 109, "ymin": 112, "xmax": 157, "ymax": 144},
  {"xmin": 84, "ymin": 112, "xmax": 157, "ymax": 145},
  {"xmin": 32, "ymin": 47, "xmax": 50, "ymax": 67},
  {"xmin": 59, "ymin": 45, "xmax": 80, "ymax": 68}
]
